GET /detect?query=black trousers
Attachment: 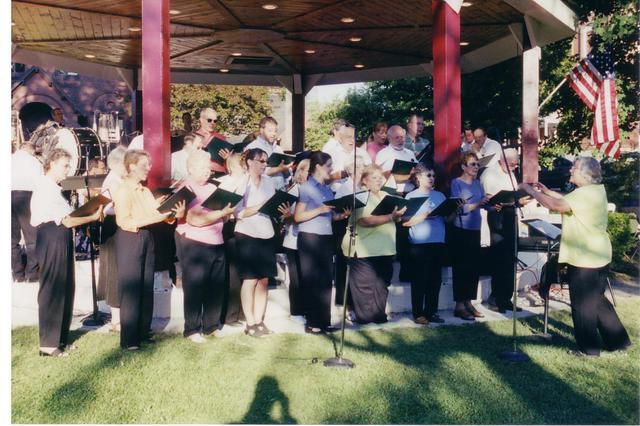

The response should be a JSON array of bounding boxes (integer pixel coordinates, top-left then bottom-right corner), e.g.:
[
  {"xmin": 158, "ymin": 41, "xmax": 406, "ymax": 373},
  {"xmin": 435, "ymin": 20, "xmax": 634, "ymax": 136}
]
[
  {"xmin": 349, "ymin": 256, "xmax": 393, "ymax": 324},
  {"xmin": 175, "ymin": 233, "xmax": 226, "ymax": 337},
  {"xmin": 11, "ymin": 191, "xmax": 38, "ymax": 280},
  {"xmin": 222, "ymin": 220, "xmax": 244, "ymax": 324},
  {"xmin": 450, "ymin": 226, "xmax": 481, "ymax": 302},
  {"xmin": 396, "ymin": 222, "xmax": 411, "ymax": 281},
  {"xmin": 408, "ymin": 243, "xmax": 444, "ymax": 318},
  {"xmin": 488, "ymin": 207, "xmax": 517, "ymax": 306},
  {"xmin": 298, "ymin": 232, "xmax": 335, "ymax": 328},
  {"xmin": 36, "ymin": 222, "xmax": 74, "ymax": 348},
  {"xmin": 116, "ymin": 229, "xmax": 155, "ymax": 348},
  {"xmin": 284, "ymin": 248, "xmax": 304, "ymax": 316},
  {"xmin": 568, "ymin": 265, "xmax": 631, "ymax": 356}
]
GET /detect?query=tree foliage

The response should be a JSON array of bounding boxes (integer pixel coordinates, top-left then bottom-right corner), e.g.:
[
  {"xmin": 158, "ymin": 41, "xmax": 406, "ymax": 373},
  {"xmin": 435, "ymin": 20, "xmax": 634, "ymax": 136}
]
[
  {"xmin": 170, "ymin": 84, "xmax": 277, "ymax": 136},
  {"xmin": 304, "ymin": 100, "xmax": 344, "ymax": 151}
]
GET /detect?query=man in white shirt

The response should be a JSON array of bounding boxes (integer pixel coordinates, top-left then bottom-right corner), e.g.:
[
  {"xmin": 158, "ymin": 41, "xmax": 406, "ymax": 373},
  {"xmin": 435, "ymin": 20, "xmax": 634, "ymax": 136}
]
[
  {"xmin": 171, "ymin": 133, "xmax": 203, "ymax": 183},
  {"xmin": 473, "ymin": 127, "xmax": 502, "ymax": 168},
  {"xmin": 244, "ymin": 116, "xmax": 290, "ymax": 189},
  {"xmin": 11, "ymin": 142, "xmax": 44, "ymax": 282},
  {"xmin": 326, "ymin": 124, "xmax": 372, "ymax": 191},
  {"xmin": 321, "ymin": 118, "xmax": 347, "ymax": 154},
  {"xmin": 376, "ymin": 125, "xmax": 418, "ymax": 193},
  {"xmin": 480, "ymin": 148, "xmax": 526, "ymax": 313}
]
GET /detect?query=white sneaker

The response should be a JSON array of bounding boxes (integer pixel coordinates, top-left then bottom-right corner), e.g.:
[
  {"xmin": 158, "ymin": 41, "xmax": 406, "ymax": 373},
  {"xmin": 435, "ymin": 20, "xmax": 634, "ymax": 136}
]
[{"xmin": 187, "ymin": 333, "xmax": 206, "ymax": 344}]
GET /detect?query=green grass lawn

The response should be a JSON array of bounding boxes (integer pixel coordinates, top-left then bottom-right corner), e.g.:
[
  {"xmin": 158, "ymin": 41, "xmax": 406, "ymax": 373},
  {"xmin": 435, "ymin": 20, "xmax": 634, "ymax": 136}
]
[{"xmin": 12, "ymin": 299, "xmax": 640, "ymax": 424}]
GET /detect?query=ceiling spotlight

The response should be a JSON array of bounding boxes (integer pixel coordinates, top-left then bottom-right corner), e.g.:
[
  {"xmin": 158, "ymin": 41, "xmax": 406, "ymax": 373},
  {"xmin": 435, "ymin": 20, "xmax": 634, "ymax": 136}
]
[
  {"xmin": 128, "ymin": 26, "xmax": 141, "ymax": 32},
  {"xmin": 460, "ymin": 41, "xmax": 470, "ymax": 46},
  {"xmin": 461, "ymin": 2, "xmax": 473, "ymax": 6},
  {"xmin": 262, "ymin": 4, "xmax": 278, "ymax": 10},
  {"xmin": 169, "ymin": 9, "xmax": 181, "ymax": 15},
  {"xmin": 354, "ymin": 64, "xmax": 365, "ymax": 69},
  {"xmin": 84, "ymin": 54, "xmax": 96, "ymax": 58},
  {"xmin": 11, "ymin": 21, "xmax": 16, "ymax": 26},
  {"xmin": 231, "ymin": 52, "xmax": 242, "ymax": 56},
  {"xmin": 304, "ymin": 49, "xmax": 316, "ymax": 54},
  {"xmin": 349, "ymin": 36, "xmax": 362, "ymax": 42},
  {"xmin": 340, "ymin": 17, "xmax": 355, "ymax": 23},
  {"xmin": 219, "ymin": 68, "xmax": 230, "ymax": 73}
]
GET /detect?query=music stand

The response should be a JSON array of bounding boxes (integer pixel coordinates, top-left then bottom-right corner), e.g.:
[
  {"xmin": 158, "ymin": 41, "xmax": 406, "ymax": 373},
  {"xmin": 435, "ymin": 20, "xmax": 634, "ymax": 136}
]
[
  {"xmin": 522, "ymin": 219, "xmax": 561, "ymax": 341},
  {"xmin": 61, "ymin": 174, "xmax": 109, "ymax": 327}
]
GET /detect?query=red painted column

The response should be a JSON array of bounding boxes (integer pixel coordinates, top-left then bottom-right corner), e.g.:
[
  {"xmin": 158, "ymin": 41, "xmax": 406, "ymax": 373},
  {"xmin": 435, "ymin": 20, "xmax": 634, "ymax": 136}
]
[
  {"xmin": 142, "ymin": 0, "xmax": 170, "ymax": 189},
  {"xmin": 432, "ymin": 0, "xmax": 461, "ymax": 192},
  {"xmin": 522, "ymin": 47, "xmax": 540, "ymax": 183}
]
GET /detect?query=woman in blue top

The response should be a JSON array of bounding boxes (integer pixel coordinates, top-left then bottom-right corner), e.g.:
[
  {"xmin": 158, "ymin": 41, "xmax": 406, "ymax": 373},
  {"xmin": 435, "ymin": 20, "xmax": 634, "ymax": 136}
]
[
  {"xmin": 450, "ymin": 152, "xmax": 488, "ymax": 321},
  {"xmin": 294, "ymin": 152, "xmax": 351, "ymax": 334},
  {"xmin": 403, "ymin": 164, "xmax": 447, "ymax": 325}
]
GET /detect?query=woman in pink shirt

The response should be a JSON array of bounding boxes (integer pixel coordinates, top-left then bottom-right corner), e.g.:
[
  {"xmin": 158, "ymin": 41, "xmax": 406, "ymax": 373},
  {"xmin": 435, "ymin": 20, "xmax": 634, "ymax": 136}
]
[
  {"xmin": 365, "ymin": 122, "xmax": 388, "ymax": 163},
  {"xmin": 175, "ymin": 150, "xmax": 235, "ymax": 343}
]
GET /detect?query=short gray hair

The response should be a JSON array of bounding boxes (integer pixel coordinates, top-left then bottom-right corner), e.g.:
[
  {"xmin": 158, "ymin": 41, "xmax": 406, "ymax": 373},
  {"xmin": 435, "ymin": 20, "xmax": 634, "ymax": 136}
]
[
  {"xmin": 574, "ymin": 156, "xmax": 602, "ymax": 184},
  {"xmin": 107, "ymin": 146, "xmax": 127, "ymax": 170},
  {"xmin": 187, "ymin": 149, "xmax": 211, "ymax": 175}
]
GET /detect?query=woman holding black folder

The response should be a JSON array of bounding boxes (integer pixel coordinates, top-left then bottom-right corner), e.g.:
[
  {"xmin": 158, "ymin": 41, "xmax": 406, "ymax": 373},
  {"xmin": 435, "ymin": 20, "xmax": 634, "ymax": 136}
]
[
  {"xmin": 450, "ymin": 152, "xmax": 488, "ymax": 321},
  {"xmin": 112, "ymin": 149, "xmax": 185, "ymax": 350},
  {"xmin": 342, "ymin": 164, "xmax": 405, "ymax": 324},
  {"xmin": 403, "ymin": 164, "xmax": 446, "ymax": 324},
  {"xmin": 175, "ymin": 150, "xmax": 235, "ymax": 343},
  {"xmin": 30, "ymin": 148, "xmax": 104, "ymax": 356},
  {"xmin": 234, "ymin": 148, "xmax": 291, "ymax": 337},
  {"xmin": 294, "ymin": 152, "xmax": 351, "ymax": 334}
]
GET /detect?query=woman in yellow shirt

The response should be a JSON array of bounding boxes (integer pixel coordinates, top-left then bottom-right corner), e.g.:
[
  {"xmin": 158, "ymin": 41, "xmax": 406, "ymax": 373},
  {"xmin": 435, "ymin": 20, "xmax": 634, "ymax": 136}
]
[{"xmin": 520, "ymin": 157, "xmax": 631, "ymax": 357}]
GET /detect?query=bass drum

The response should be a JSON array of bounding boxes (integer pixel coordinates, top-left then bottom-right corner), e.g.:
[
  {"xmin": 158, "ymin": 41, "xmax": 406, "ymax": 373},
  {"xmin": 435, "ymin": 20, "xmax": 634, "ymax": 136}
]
[{"xmin": 50, "ymin": 128, "xmax": 105, "ymax": 176}]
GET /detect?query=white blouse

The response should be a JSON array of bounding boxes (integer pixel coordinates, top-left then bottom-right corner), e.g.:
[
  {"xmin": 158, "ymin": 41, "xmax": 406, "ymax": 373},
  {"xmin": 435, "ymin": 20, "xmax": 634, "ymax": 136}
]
[
  {"xmin": 30, "ymin": 174, "xmax": 72, "ymax": 227},
  {"xmin": 234, "ymin": 174, "xmax": 277, "ymax": 239}
]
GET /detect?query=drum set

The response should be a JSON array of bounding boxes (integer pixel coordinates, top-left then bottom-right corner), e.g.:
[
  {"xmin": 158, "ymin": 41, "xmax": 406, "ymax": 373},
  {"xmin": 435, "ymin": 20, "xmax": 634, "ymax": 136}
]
[{"xmin": 29, "ymin": 110, "xmax": 122, "ymax": 176}]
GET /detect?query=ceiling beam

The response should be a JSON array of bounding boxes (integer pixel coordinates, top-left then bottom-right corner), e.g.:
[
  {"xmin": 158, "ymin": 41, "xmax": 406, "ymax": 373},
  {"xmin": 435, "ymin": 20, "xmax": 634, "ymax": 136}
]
[
  {"xmin": 13, "ymin": 33, "xmax": 216, "ymax": 44},
  {"xmin": 271, "ymin": 0, "xmax": 355, "ymax": 29},
  {"xmin": 285, "ymin": 22, "xmax": 513, "ymax": 34},
  {"xmin": 171, "ymin": 40, "xmax": 223, "ymax": 60},
  {"xmin": 204, "ymin": 0, "xmax": 245, "ymax": 27},
  {"xmin": 284, "ymin": 37, "xmax": 425, "ymax": 60},
  {"xmin": 259, "ymin": 42, "xmax": 299, "ymax": 74}
]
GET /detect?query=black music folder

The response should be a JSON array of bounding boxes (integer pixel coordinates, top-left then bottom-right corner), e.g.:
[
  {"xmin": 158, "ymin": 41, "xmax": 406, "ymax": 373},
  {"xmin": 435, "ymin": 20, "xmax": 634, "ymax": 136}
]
[
  {"xmin": 152, "ymin": 187, "xmax": 175, "ymax": 198},
  {"xmin": 487, "ymin": 189, "xmax": 529, "ymax": 206},
  {"xmin": 391, "ymin": 159, "xmax": 417, "ymax": 175},
  {"xmin": 258, "ymin": 190, "xmax": 298, "ymax": 218},
  {"xmin": 370, "ymin": 195, "xmax": 410, "ymax": 216},
  {"xmin": 324, "ymin": 192, "xmax": 367, "ymax": 212},
  {"xmin": 232, "ymin": 141, "xmax": 251, "ymax": 153},
  {"xmin": 427, "ymin": 198, "xmax": 464, "ymax": 217},
  {"xmin": 201, "ymin": 188, "xmax": 243, "ymax": 211},
  {"xmin": 69, "ymin": 193, "xmax": 111, "ymax": 217},
  {"xmin": 157, "ymin": 186, "xmax": 196, "ymax": 214},
  {"xmin": 207, "ymin": 137, "xmax": 234, "ymax": 163},
  {"xmin": 416, "ymin": 142, "xmax": 434, "ymax": 163},
  {"xmin": 294, "ymin": 150, "xmax": 314, "ymax": 164},
  {"xmin": 402, "ymin": 196, "xmax": 429, "ymax": 217},
  {"xmin": 266, "ymin": 152, "xmax": 296, "ymax": 167}
]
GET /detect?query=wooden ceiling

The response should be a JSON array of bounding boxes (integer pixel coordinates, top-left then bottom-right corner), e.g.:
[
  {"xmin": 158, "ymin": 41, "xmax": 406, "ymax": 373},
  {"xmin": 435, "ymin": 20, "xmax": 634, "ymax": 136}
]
[{"xmin": 12, "ymin": 0, "xmax": 525, "ymax": 75}]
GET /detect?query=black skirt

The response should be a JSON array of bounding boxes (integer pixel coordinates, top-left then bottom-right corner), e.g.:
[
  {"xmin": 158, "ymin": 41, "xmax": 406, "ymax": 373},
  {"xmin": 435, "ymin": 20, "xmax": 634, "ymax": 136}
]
[
  {"xmin": 235, "ymin": 233, "xmax": 277, "ymax": 280},
  {"xmin": 97, "ymin": 215, "xmax": 119, "ymax": 306},
  {"xmin": 349, "ymin": 256, "xmax": 393, "ymax": 324}
]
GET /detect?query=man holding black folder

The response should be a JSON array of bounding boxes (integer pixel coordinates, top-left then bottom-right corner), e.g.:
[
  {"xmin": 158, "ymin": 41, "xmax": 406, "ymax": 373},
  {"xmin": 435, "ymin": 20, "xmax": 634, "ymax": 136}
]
[
  {"xmin": 196, "ymin": 108, "xmax": 228, "ymax": 175},
  {"xmin": 244, "ymin": 117, "xmax": 290, "ymax": 189},
  {"xmin": 480, "ymin": 148, "xmax": 527, "ymax": 312},
  {"xmin": 375, "ymin": 125, "xmax": 418, "ymax": 194}
]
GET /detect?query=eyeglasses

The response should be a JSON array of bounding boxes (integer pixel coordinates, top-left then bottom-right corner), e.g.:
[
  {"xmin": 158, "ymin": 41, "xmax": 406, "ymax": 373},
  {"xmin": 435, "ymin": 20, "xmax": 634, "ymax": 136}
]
[
  {"xmin": 465, "ymin": 162, "xmax": 480, "ymax": 167},
  {"xmin": 206, "ymin": 118, "xmax": 217, "ymax": 123},
  {"xmin": 425, "ymin": 173, "xmax": 436, "ymax": 178}
]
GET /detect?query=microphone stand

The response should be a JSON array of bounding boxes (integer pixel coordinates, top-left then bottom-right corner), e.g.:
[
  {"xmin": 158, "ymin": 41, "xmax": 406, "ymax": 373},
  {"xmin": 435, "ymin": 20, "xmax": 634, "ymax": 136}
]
[
  {"xmin": 495, "ymin": 131, "xmax": 529, "ymax": 362},
  {"xmin": 324, "ymin": 125, "xmax": 357, "ymax": 369}
]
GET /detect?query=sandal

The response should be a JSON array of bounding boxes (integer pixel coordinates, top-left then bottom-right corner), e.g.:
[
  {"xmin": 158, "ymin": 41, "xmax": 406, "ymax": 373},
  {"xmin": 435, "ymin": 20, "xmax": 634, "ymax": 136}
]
[
  {"xmin": 465, "ymin": 305, "xmax": 484, "ymax": 318},
  {"xmin": 453, "ymin": 309, "xmax": 475, "ymax": 321},
  {"xmin": 244, "ymin": 324, "xmax": 259, "ymax": 337},
  {"xmin": 39, "ymin": 348, "xmax": 69, "ymax": 357},
  {"xmin": 256, "ymin": 322, "xmax": 274, "ymax": 335}
]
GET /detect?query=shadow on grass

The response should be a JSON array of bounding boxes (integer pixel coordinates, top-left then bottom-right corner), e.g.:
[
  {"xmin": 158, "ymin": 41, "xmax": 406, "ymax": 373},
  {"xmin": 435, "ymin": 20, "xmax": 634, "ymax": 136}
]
[{"xmin": 240, "ymin": 376, "xmax": 298, "ymax": 424}]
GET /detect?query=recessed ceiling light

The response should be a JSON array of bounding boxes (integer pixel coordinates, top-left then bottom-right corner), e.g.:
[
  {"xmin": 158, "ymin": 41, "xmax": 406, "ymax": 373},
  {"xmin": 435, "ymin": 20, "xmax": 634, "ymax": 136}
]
[
  {"xmin": 349, "ymin": 36, "xmax": 362, "ymax": 42},
  {"xmin": 11, "ymin": 22, "xmax": 16, "ymax": 26},
  {"xmin": 462, "ymin": 2, "xmax": 473, "ymax": 6},
  {"xmin": 340, "ymin": 17, "xmax": 355, "ymax": 23},
  {"xmin": 219, "ymin": 68, "xmax": 230, "ymax": 73},
  {"xmin": 128, "ymin": 27, "xmax": 141, "ymax": 32},
  {"xmin": 169, "ymin": 9, "xmax": 181, "ymax": 15},
  {"xmin": 460, "ymin": 41, "xmax": 470, "ymax": 46},
  {"xmin": 231, "ymin": 52, "xmax": 242, "ymax": 56},
  {"xmin": 304, "ymin": 49, "xmax": 316, "ymax": 54},
  {"xmin": 262, "ymin": 4, "xmax": 278, "ymax": 10},
  {"xmin": 84, "ymin": 54, "xmax": 96, "ymax": 58},
  {"xmin": 354, "ymin": 64, "xmax": 364, "ymax": 69}
]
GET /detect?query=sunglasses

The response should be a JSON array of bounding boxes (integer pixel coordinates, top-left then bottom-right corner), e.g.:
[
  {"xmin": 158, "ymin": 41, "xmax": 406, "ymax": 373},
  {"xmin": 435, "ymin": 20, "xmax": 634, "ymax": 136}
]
[
  {"xmin": 424, "ymin": 173, "xmax": 436, "ymax": 178},
  {"xmin": 206, "ymin": 118, "xmax": 217, "ymax": 123},
  {"xmin": 465, "ymin": 162, "xmax": 480, "ymax": 167}
]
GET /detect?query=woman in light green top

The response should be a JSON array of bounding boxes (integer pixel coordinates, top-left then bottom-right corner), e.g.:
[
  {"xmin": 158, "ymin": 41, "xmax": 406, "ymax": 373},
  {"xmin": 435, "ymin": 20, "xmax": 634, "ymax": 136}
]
[
  {"xmin": 520, "ymin": 157, "xmax": 630, "ymax": 357},
  {"xmin": 342, "ymin": 164, "xmax": 406, "ymax": 324}
]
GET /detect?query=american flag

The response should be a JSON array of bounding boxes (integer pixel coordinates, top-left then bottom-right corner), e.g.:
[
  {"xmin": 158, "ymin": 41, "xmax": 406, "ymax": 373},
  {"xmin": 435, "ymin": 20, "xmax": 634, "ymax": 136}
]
[{"xmin": 566, "ymin": 49, "xmax": 621, "ymax": 158}]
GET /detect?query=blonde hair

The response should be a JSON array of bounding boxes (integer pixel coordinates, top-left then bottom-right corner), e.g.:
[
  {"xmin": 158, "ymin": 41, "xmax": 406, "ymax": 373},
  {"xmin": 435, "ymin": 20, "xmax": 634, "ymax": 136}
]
[
  {"xmin": 186, "ymin": 150, "xmax": 211, "ymax": 175},
  {"xmin": 293, "ymin": 159, "xmax": 310, "ymax": 184},
  {"xmin": 360, "ymin": 163, "xmax": 383, "ymax": 185},
  {"xmin": 43, "ymin": 148, "xmax": 72, "ymax": 173},
  {"xmin": 123, "ymin": 149, "xmax": 151, "ymax": 173}
]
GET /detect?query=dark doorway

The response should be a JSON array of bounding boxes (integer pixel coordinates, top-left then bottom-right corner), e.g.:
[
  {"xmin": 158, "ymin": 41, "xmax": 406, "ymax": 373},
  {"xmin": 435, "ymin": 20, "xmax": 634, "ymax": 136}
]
[{"xmin": 19, "ymin": 102, "xmax": 52, "ymax": 139}]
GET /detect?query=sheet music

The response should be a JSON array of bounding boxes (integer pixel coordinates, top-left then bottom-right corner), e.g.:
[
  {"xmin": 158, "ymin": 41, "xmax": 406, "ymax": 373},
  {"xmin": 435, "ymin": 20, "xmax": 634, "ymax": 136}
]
[{"xmin": 523, "ymin": 219, "xmax": 561, "ymax": 240}]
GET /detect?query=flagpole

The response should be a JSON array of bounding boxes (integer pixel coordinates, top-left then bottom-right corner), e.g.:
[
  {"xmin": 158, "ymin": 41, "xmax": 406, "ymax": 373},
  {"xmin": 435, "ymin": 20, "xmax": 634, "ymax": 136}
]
[{"xmin": 538, "ymin": 78, "xmax": 567, "ymax": 112}]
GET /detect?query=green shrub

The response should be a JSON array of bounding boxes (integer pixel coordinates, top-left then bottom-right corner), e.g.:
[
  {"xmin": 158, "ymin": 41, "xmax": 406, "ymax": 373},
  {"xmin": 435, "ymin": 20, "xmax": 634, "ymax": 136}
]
[
  {"xmin": 602, "ymin": 155, "xmax": 640, "ymax": 209},
  {"xmin": 607, "ymin": 212, "xmax": 638, "ymax": 273}
]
